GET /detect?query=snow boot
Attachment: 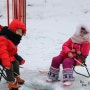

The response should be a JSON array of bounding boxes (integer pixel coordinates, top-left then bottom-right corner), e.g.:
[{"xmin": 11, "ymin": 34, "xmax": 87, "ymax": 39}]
[
  {"xmin": 15, "ymin": 76, "xmax": 25, "ymax": 84},
  {"xmin": 47, "ymin": 66, "xmax": 59, "ymax": 82},
  {"xmin": 63, "ymin": 81, "xmax": 72, "ymax": 86},
  {"xmin": 9, "ymin": 89, "xmax": 18, "ymax": 90},
  {"xmin": 63, "ymin": 68, "xmax": 75, "ymax": 86},
  {"xmin": 8, "ymin": 81, "xmax": 19, "ymax": 90}
]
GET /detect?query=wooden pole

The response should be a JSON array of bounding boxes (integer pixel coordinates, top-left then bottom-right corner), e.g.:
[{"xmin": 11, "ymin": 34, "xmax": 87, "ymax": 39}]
[{"xmin": 7, "ymin": 0, "xmax": 10, "ymax": 26}]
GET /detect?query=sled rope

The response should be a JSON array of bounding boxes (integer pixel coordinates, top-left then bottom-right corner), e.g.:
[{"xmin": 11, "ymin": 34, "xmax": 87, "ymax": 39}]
[{"xmin": 73, "ymin": 58, "xmax": 90, "ymax": 78}]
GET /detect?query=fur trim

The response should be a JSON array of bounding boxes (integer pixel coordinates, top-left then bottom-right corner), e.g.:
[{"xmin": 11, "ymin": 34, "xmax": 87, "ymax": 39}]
[{"xmin": 71, "ymin": 23, "xmax": 90, "ymax": 43}]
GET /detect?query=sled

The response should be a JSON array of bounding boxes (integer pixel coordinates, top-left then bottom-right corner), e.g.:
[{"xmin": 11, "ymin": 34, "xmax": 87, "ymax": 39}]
[{"xmin": 73, "ymin": 58, "xmax": 90, "ymax": 78}]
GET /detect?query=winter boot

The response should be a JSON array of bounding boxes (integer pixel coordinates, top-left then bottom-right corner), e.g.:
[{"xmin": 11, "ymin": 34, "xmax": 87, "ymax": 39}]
[
  {"xmin": 63, "ymin": 68, "xmax": 75, "ymax": 81},
  {"xmin": 15, "ymin": 76, "xmax": 25, "ymax": 84},
  {"xmin": 8, "ymin": 81, "xmax": 19, "ymax": 90},
  {"xmin": 47, "ymin": 66, "xmax": 59, "ymax": 82},
  {"xmin": 63, "ymin": 68, "xmax": 75, "ymax": 86}
]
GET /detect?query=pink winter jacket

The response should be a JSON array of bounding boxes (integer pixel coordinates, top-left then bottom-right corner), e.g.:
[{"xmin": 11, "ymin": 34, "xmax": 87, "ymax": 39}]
[{"xmin": 60, "ymin": 38, "xmax": 90, "ymax": 58}]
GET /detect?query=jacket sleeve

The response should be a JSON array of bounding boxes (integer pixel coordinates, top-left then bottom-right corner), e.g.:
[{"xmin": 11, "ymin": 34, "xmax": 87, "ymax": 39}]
[
  {"xmin": 14, "ymin": 53, "xmax": 25, "ymax": 65},
  {"xmin": 81, "ymin": 41, "xmax": 90, "ymax": 56},
  {"xmin": 62, "ymin": 38, "xmax": 72, "ymax": 55},
  {"xmin": 14, "ymin": 53, "xmax": 23, "ymax": 62},
  {"xmin": 0, "ymin": 37, "xmax": 11, "ymax": 68}
]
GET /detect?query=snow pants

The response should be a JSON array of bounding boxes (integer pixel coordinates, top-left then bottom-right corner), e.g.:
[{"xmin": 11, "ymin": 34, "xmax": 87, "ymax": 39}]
[
  {"xmin": 5, "ymin": 60, "xmax": 20, "ymax": 82},
  {"xmin": 51, "ymin": 55, "xmax": 75, "ymax": 69},
  {"xmin": 48, "ymin": 55, "xmax": 75, "ymax": 81}
]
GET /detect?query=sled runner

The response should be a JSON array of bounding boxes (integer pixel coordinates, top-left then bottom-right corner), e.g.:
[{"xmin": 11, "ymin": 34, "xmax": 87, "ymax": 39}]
[
  {"xmin": 39, "ymin": 70, "xmax": 48, "ymax": 75},
  {"xmin": 73, "ymin": 58, "xmax": 90, "ymax": 78}
]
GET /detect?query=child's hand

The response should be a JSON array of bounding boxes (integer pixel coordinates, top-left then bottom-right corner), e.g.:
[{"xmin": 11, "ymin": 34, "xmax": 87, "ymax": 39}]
[
  {"xmin": 71, "ymin": 49, "xmax": 75, "ymax": 52},
  {"xmin": 84, "ymin": 36, "xmax": 90, "ymax": 42},
  {"xmin": 20, "ymin": 60, "xmax": 25, "ymax": 65},
  {"xmin": 5, "ymin": 67, "xmax": 11, "ymax": 69},
  {"xmin": 68, "ymin": 52, "xmax": 73, "ymax": 58},
  {"xmin": 77, "ymin": 51, "xmax": 81, "ymax": 54}
]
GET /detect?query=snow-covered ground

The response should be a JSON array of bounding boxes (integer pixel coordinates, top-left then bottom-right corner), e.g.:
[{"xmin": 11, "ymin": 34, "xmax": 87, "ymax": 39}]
[{"xmin": 0, "ymin": 0, "xmax": 90, "ymax": 90}]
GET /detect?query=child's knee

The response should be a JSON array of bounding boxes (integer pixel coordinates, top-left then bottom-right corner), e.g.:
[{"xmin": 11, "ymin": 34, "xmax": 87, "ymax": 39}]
[{"xmin": 63, "ymin": 58, "xmax": 74, "ymax": 68}]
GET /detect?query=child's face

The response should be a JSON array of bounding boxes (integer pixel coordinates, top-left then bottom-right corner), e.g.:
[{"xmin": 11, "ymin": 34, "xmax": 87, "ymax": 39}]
[
  {"xmin": 80, "ymin": 31, "xmax": 85, "ymax": 37},
  {"xmin": 16, "ymin": 29, "xmax": 23, "ymax": 36},
  {"xmin": 80, "ymin": 28, "xmax": 88, "ymax": 37}
]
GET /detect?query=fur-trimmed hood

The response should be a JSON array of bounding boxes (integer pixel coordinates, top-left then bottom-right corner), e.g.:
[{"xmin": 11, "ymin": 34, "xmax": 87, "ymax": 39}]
[
  {"xmin": 74, "ymin": 24, "xmax": 90, "ymax": 35},
  {"xmin": 71, "ymin": 23, "xmax": 90, "ymax": 44}
]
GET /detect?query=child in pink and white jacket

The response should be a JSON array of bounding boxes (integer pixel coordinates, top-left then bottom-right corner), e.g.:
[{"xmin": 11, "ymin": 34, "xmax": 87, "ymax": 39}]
[{"xmin": 47, "ymin": 24, "xmax": 90, "ymax": 85}]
